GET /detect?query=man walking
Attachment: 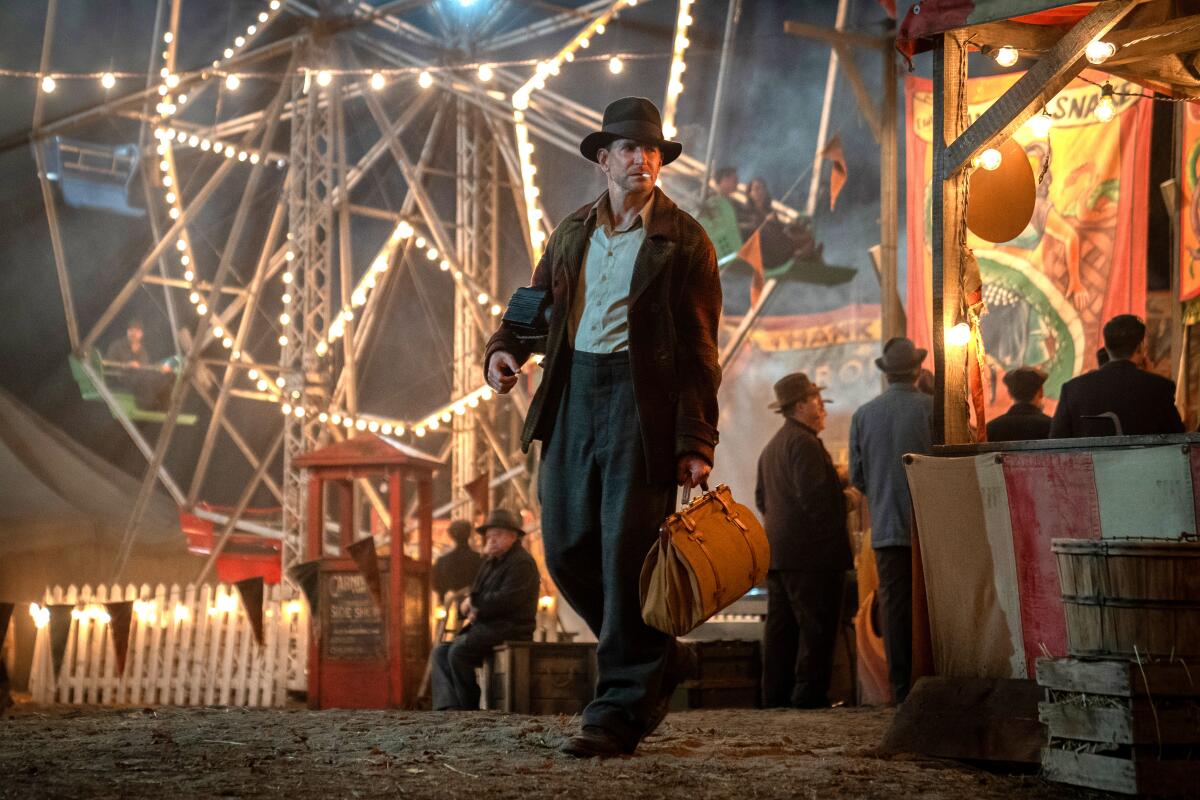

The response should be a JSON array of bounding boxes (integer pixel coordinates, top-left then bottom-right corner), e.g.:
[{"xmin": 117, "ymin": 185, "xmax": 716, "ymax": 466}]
[
  {"xmin": 1050, "ymin": 314, "xmax": 1183, "ymax": 437},
  {"xmin": 431, "ymin": 509, "xmax": 539, "ymax": 711},
  {"xmin": 485, "ymin": 97, "xmax": 721, "ymax": 757},
  {"xmin": 756, "ymin": 373, "xmax": 851, "ymax": 708},
  {"xmin": 849, "ymin": 337, "xmax": 932, "ymax": 704}
]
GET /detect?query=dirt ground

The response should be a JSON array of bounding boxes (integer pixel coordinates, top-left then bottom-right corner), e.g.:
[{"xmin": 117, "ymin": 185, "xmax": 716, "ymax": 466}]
[{"xmin": 0, "ymin": 703, "xmax": 1104, "ymax": 799}]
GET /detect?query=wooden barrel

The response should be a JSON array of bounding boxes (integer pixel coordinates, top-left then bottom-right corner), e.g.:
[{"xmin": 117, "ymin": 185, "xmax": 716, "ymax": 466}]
[{"xmin": 1051, "ymin": 539, "xmax": 1200, "ymax": 658}]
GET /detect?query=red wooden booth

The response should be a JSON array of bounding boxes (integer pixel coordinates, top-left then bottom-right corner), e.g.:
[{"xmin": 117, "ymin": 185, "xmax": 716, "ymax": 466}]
[{"xmin": 295, "ymin": 434, "xmax": 442, "ymax": 709}]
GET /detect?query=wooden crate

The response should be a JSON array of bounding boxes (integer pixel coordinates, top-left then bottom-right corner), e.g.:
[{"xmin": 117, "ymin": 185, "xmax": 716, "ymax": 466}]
[
  {"xmin": 486, "ymin": 641, "xmax": 597, "ymax": 715},
  {"xmin": 676, "ymin": 639, "xmax": 760, "ymax": 709},
  {"xmin": 1036, "ymin": 656, "xmax": 1200, "ymax": 796}
]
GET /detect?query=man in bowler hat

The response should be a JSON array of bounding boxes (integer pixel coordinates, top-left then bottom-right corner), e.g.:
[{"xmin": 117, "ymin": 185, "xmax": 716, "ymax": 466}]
[
  {"xmin": 849, "ymin": 337, "xmax": 933, "ymax": 703},
  {"xmin": 485, "ymin": 97, "xmax": 721, "ymax": 756},
  {"xmin": 987, "ymin": 366, "xmax": 1052, "ymax": 441},
  {"xmin": 431, "ymin": 509, "xmax": 540, "ymax": 711},
  {"xmin": 756, "ymin": 373, "xmax": 851, "ymax": 708}
]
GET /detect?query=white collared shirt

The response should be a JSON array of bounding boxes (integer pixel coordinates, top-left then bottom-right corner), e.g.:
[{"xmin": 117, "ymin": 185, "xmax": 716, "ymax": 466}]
[{"xmin": 569, "ymin": 193, "xmax": 654, "ymax": 353}]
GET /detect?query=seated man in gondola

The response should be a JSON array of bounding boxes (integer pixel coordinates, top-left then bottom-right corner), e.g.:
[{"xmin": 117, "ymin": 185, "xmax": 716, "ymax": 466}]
[{"xmin": 105, "ymin": 318, "xmax": 173, "ymax": 410}]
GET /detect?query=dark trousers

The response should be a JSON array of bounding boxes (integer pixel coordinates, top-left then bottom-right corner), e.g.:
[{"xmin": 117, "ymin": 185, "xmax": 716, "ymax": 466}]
[
  {"xmin": 762, "ymin": 569, "xmax": 845, "ymax": 708},
  {"xmin": 539, "ymin": 350, "xmax": 677, "ymax": 748},
  {"xmin": 431, "ymin": 627, "xmax": 500, "ymax": 710},
  {"xmin": 875, "ymin": 546, "xmax": 913, "ymax": 703}
]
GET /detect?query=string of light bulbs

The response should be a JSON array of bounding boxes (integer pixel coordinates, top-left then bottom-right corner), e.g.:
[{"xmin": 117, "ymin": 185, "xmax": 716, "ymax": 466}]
[
  {"xmin": 511, "ymin": 0, "xmax": 640, "ymax": 261},
  {"xmin": 660, "ymin": 0, "xmax": 696, "ymax": 141}
]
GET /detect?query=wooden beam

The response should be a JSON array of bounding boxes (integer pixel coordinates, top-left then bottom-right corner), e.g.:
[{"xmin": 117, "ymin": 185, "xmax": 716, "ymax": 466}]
[
  {"xmin": 784, "ymin": 20, "xmax": 887, "ymax": 51},
  {"xmin": 1106, "ymin": 14, "xmax": 1200, "ymax": 64},
  {"xmin": 932, "ymin": 31, "xmax": 972, "ymax": 445},
  {"xmin": 966, "ymin": 20, "xmax": 1066, "ymax": 53},
  {"xmin": 944, "ymin": 0, "xmax": 1141, "ymax": 177},
  {"xmin": 833, "ymin": 43, "xmax": 882, "ymax": 144}
]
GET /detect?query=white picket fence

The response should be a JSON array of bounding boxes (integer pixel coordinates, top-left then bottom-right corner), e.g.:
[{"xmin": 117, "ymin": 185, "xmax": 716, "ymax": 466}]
[{"xmin": 27, "ymin": 583, "xmax": 308, "ymax": 707}]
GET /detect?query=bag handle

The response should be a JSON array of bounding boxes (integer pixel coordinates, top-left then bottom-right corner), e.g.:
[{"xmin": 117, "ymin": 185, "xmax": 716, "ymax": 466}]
[{"xmin": 679, "ymin": 479, "xmax": 711, "ymax": 508}]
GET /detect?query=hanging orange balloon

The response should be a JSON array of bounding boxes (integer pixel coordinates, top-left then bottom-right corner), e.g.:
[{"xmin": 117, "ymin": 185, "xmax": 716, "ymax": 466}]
[{"xmin": 966, "ymin": 136, "xmax": 1036, "ymax": 243}]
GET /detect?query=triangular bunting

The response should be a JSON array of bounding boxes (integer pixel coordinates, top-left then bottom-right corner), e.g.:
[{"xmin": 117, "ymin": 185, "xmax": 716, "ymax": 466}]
[
  {"xmin": 234, "ymin": 577, "xmax": 266, "ymax": 646},
  {"xmin": 287, "ymin": 559, "xmax": 321, "ymax": 615},
  {"xmin": 736, "ymin": 228, "xmax": 766, "ymax": 306},
  {"xmin": 821, "ymin": 135, "xmax": 848, "ymax": 210},
  {"xmin": 49, "ymin": 604, "xmax": 74, "ymax": 680},
  {"xmin": 0, "ymin": 602, "xmax": 13, "ymax": 650},
  {"xmin": 104, "ymin": 601, "xmax": 134, "ymax": 677},
  {"xmin": 464, "ymin": 473, "xmax": 490, "ymax": 518},
  {"xmin": 347, "ymin": 536, "xmax": 384, "ymax": 610}
]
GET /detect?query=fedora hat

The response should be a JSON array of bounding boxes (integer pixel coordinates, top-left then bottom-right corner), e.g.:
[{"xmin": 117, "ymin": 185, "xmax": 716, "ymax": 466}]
[
  {"xmin": 767, "ymin": 372, "xmax": 827, "ymax": 412},
  {"xmin": 476, "ymin": 508, "xmax": 526, "ymax": 537},
  {"xmin": 579, "ymin": 97, "xmax": 683, "ymax": 165},
  {"xmin": 875, "ymin": 337, "xmax": 927, "ymax": 375}
]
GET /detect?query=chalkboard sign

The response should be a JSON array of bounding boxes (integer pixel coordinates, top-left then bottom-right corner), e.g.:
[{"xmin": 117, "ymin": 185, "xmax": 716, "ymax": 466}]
[{"xmin": 321, "ymin": 570, "xmax": 387, "ymax": 661}]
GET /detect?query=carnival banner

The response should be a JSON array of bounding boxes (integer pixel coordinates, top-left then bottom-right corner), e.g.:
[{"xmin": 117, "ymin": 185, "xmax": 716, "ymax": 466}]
[
  {"xmin": 1180, "ymin": 102, "xmax": 1200, "ymax": 302},
  {"xmin": 906, "ymin": 70, "xmax": 1152, "ymax": 418}
]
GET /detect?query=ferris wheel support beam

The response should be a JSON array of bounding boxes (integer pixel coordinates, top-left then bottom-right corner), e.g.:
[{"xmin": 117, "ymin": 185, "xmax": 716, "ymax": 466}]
[
  {"xmin": 112, "ymin": 63, "xmax": 295, "ymax": 584},
  {"xmin": 187, "ymin": 189, "xmax": 289, "ymax": 505}
]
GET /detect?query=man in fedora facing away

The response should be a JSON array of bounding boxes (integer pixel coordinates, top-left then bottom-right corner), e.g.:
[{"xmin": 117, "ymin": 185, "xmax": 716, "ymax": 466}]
[
  {"xmin": 485, "ymin": 97, "xmax": 721, "ymax": 756},
  {"xmin": 431, "ymin": 509, "xmax": 540, "ymax": 711},
  {"xmin": 849, "ymin": 337, "xmax": 933, "ymax": 703},
  {"xmin": 756, "ymin": 373, "xmax": 851, "ymax": 709}
]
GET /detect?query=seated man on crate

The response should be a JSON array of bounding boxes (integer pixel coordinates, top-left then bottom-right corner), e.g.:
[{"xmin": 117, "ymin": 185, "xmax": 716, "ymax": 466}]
[{"xmin": 431, "ymin": 509, "xmax": 540, "ymax": 711}]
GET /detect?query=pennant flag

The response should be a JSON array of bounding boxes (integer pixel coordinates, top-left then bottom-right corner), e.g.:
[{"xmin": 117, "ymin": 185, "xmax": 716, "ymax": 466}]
[
  {"xmin": 821, "ymin": 136, "xmax": 848, "ymax": 211},
  {"xmin": 234, "ymin": 577, "xmax": 266, "ymax": 646},
  {"xmin": 287, "ymin": 559, "xmax": 321, "ymax": 615},
  {"xmin": 736, "ymin": 218, "xmax": 797, "ymax": 305},
  {"xmin": 0, "ymin": 602, "xmax": 12, "ymax": 650},
  {"xmin": 104, "ymin": 601, "xmax": 134, "ymax": 676},
  {"xmin": 348, "ymin": 537, "xmax": 384, "ymax": 610},
  {"xmin": 464, "ymin": 473, "xmax": 490, "ymax": 518},
  {"xmin": 49, "ymin": 604, "xmax": 74, "ymax": 680},
  {"xmin": 877, "ymin": 0, "xmax": 896, "ymax": 19}
]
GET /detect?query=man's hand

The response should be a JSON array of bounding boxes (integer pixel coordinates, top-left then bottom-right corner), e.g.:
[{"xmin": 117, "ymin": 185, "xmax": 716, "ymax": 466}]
[
  {"xmin": 676, "ymin": 455, "xmax": 711, "ymax": 491},
  {"xmin": 459, "ymin": 596, "xmax": 472, "ymax": 618},
  {"xmin": 487, "ymin": 351, "xmax": 521, "ymax": 394}
]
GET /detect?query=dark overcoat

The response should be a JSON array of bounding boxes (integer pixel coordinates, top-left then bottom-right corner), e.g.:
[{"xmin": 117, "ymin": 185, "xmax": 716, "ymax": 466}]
[
  {"xmin": 465, "ymin": 543, "xmax": 540, "ymax": 642},
  {"xmin": 484, "ymin": 188, "xmax": 722, "ymax": 483},
  {"xmin": 1049, "ymin": 360, "xmax": 1184, "ymax": 438},
  {"xmin": 986, "ymin": 402, "xmax": 1052, "ymax": 442}
]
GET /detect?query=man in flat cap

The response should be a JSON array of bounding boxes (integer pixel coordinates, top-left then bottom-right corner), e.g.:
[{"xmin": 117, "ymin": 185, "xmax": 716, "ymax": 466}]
[
  {"xmin": 756, "ymin": 373, "xmax": 851, "ymax": 708},
  {"xmin": 849, "ymin": 337, "xmax": 933, "ymax": 703},
  {"xmin": 987, "ymin": 367, "xmax": 1052, "ymax": 442},
  {"xmin": 485, "ymin": 97, "xmax": 720, "ymax": 756},
  {"xmin": 431, "ymin": 509, "xmax": 540, "ymax": 712}
]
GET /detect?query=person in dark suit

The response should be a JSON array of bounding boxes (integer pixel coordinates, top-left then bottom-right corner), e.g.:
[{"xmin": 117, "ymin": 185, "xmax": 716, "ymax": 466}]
[
  {"xmin": 431, "ymin": 519, "xmax": 483, "ymax": 601},
  {"xmin": 756, "ymin": 373, "xmax": 851, "ymax": 708},
  {"xmin": 485, "ymin": 97, "xmax": 718, "ymax": 757},
  {"xmin": 987, "ymin": 366, "xmax": 1052, "ymax": 441},
  {"xmin": 431, "ymin": 509, "xmax": 540, "ymax": 711},
  {"xmin": 1050, "ymin": 315, "xmax": 1184, "ymax": 438}
]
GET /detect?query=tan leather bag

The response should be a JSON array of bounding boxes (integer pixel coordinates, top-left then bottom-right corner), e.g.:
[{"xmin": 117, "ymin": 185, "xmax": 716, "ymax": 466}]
[{"xmin": 639, "ymin": 483, "xmax": 770, "ymax": 636}]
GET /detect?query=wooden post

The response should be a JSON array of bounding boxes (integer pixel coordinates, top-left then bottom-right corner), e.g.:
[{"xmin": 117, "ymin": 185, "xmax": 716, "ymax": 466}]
[
  {"xmin": 932, "ymin": 31, "xmax": 972, "ymax": 444},
  {"xmin": 389, "ymin": 468, "xmax": 404, "ymax": 707},
  {"xmin": 880, "ymin": 33, "xmax": 902, "ymax": 342},
  {"xmin": 306, "ymin": 473, "xmax": 323, "ymax": 561}
]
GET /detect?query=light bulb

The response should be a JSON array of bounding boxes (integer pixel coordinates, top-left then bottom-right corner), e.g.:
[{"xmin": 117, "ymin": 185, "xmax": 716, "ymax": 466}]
[
  {"xmin": 41, "ymin": 76, "xmax": 56, "ymax": 93},
  {"xmin": 1028, "ymin": 109, "xmax": 1053, "ymax": 139},
  {"xmin": 993, "ymin": 46, "xmax": 1019, "ymax": 67},
  {"xmin": 1095, "ymin": 84, "xmax": 1116, "ymax": 123},
  {"xmin": 370, "ymin": 72, "xmax": 385, "ymax": 91},
  {"xmin": 947, "ymin": 322, "xmax": 971, "ymax": 347},
  {"xmin": 101, "ymin": 72, "xmax": 116, "ymax": 89},
  {"xmin": 418, "ymin": 70, "xmax": 433, "ymax": 89},
  {"xmin": 978, "ymin": 147, "xmax": 1002, "ymax": 171},
  {"xmin": 165, "ymin": 73, "xmax": 180, "ymax": 89},
  {"xmin": 163, "ymin": 32, "xmax": 174, "ymax": 44},
  {"xmin": 225, "ymin": 74, "xmax": 240, "ymax": 91},
  {"xmin": 609, "ymin": 57, "xmax": 624, "ymax": 74},
  {"xmin": 1085, "ymin": 40, "xmax": 1116, "ymax": 65},
  {"xmin": 478, "ymin": 64, "xmax": 493, "ymax": 82},
  {"xmin": 316, "ymin": 70, "xmax": 332, "ymax": 87}
]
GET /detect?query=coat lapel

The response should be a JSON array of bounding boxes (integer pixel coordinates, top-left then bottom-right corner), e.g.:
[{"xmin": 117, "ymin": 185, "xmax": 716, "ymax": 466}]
[{"xmin": 628, "ymin": 188, "xmax": 679, "ymax": 305}]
